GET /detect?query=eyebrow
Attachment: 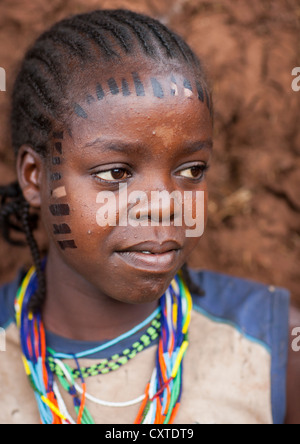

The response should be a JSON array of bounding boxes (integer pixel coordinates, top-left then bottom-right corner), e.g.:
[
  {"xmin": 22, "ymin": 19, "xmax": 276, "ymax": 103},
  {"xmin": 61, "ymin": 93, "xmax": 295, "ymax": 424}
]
[
  {"xmin": 179, "ymin": 139, "xmax": 213, "ymax": 154},
  {"xmin": 84, "ymin": 138, "xmax": 213, "ymax": 154}
]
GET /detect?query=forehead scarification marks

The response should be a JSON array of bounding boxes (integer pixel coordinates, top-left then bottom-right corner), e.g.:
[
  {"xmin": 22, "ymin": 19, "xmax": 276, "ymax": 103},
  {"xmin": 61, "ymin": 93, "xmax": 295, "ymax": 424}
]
[
  {"xmin": 86, "ymin": 94, "xmax": 96, "ymax": 105},
  {"xmin": 183, "ymin": 78, "xmax": 194, "ymax": 98},
  {"xmin": 122, "ymin": 78, "xmax": 131, "ymax": 97},
  {"xmin": 108, "ymin": 78, "xmax": 119, "ymax": 95},
  {"xmin": 196, "ymin": 81, "xmax": 204, "ymax": 103},
  {"xmin": 74, "ymin": 103, "xmax": 88, "ymax": 119},
  {"xmin": 132, "ymin": 72, "xmax": 145, "ymax": 97},
  {"xmin": 170, "ymin": 75, "xmax": 179, "ymax": 97},
  {"xmin": 72, "ymin": 73, "xmax": 212, "ymax": 123},
  {"xmin": 96, "ymin": 83, "xmax": 105, "ymax": 100},
  {"xmin": 151, "ymin": 78, "xmax": 164, "ymax": 99}
]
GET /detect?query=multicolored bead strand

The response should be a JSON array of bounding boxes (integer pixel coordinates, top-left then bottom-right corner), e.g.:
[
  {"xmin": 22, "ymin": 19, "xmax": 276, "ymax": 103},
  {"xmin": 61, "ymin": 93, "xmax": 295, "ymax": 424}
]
[
  {"xmin": 15, "ymin": 261, "xmax": 192, "ymax": 425},
  {"xmin": 134, "ymin": 273, "xmax": 192, "ymax": 424}
]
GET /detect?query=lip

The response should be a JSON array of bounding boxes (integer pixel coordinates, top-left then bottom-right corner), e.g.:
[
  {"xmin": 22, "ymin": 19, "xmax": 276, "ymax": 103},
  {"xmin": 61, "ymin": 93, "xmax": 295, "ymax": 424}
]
[
  {"xmin": 115, "ymin": 249, "xmax": 181, "ymax": 273},
  {"xmin": 117, "ymin": 240, "xmax": 182, "ymax": 254},
  {"xmin": 115, "ymin": 240, "xmax": 182, "ymax": 273}
]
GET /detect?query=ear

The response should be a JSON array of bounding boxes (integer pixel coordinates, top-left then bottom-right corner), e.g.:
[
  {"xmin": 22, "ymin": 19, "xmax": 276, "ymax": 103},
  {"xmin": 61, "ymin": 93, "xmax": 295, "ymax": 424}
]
[{"xmin": 16, "ymin": 145, "xmax": 44, "ymax": 209}]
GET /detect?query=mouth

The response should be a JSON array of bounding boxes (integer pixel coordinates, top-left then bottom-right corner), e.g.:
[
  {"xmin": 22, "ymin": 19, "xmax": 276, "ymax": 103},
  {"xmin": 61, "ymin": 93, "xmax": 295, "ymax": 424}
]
[{"xmin": 115, "ymin": 240, "xmax": 182, "ymax": 273}]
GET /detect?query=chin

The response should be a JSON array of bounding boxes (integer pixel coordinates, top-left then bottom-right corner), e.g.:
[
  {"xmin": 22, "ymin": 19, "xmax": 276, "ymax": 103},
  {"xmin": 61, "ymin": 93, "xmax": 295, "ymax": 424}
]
[{"xmin": 118, "ymin": 272, "xmax": 176, "ymax": 305}]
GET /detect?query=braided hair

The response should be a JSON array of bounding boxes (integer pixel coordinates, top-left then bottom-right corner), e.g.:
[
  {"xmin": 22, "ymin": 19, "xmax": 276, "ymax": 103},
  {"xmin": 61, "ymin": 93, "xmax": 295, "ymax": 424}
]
[{"xmin": 1, "ymin": 9, "xmax": 209, "ymax": 312}]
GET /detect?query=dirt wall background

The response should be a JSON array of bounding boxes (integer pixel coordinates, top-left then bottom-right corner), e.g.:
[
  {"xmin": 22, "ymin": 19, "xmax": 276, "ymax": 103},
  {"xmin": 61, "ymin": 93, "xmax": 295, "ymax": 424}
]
[{"xmin": 0, "ymin": 0, "xmax": 299, "ymax": 305}]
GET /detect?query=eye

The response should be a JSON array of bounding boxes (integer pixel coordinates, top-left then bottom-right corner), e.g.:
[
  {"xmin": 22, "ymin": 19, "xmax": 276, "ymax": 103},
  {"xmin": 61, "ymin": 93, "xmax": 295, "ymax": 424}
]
[
  {"xmin": 95, "ymin": 168, "xmax": 131, "ymax": 182},
  {"xmin": 178, "ymin": 164, "xmax": 209, "ymax": 180}
]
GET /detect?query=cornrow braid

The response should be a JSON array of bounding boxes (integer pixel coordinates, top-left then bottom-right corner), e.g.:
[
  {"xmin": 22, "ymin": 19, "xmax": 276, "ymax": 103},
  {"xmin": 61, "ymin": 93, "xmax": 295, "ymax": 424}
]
[
  {"xmin": 63, "ymin": 19, "xmax": 120, "ymax": 59},
  {"xmin": 0, "ymin": 182, "xmax": 26, "ymax": 246},
  {"xmin": 85, "ymin": 12, "xmax": 133, "ymax": 53},
  {"xmin": 113, "ymin": 10, "xmax": 194, "ymax": 63},
  {"xmin": 104, "ymin": 10, "xmax": 158, "ymax": 57},
  {"xmin": 40, "ymin": 26, "xmax": 93, "ymax": 61},
  {"xmin": 4, "ymin": 8, "xmax": 209, "ymax": 312},
  {"xmin": 0, "ymin": 182, "xmax": 45, "ymax": 313},
  {"xmin": 106, "ymin": 9, "xmax": 201, "ymax": 68},
  {"xmin": 20, "ymin": 201, "xmax": 46, "ymax": 313}
]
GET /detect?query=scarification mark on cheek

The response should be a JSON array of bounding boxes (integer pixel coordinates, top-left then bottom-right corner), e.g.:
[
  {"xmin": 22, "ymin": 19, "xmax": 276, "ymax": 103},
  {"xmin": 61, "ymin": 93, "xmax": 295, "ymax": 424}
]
[
  {"xmin": 55, "ymin": 142, "xmax": 63, "ymax": 155},
  {"xmin": 51, "ymin": 186, "xmax": 67, "ymax": 199},
  {"xmin": 50, "ymin": 132, "xmax": 78, "ymax": 252},
  {"xmin": 53, "ymin": 223, "xmax": 72, "ymax": 234},
  {"xmin": 51, "ymin": 172, "xmax": 62, "ymax": 182},
  {"xmin": 58, "ymin": 240, "xmax": 78, "ymax": 250},
  {"xmin": 52, "ymin": 157, "xmax": 61, "ymax": 165},
  {"xmin": 49, "ymin": 204, "xmax": 70, "ymax": 216}
]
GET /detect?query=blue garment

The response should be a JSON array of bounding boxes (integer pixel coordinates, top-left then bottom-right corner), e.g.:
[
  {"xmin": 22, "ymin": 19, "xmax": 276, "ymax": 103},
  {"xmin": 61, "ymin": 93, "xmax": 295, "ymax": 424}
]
[{"xmin": 0, "ymin": 267, "xmax": 290, "ymax": 424}]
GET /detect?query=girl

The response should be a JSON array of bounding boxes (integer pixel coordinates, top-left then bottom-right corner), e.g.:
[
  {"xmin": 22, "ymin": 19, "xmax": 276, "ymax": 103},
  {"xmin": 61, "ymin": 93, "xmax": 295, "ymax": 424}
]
[{"xmin": 0, "ymin": 9, "xmax": 299, "ymax": 424}]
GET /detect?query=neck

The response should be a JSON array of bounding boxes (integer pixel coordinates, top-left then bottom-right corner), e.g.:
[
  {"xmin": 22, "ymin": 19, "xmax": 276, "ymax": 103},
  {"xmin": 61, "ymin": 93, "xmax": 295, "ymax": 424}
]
[{"xmin": 42, "ymin": 251, "xmax": 159, "ymax": 342}]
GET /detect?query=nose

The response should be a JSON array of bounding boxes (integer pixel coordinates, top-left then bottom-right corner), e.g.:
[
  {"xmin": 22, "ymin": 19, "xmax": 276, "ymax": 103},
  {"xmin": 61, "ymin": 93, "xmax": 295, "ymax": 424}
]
[
  {"xmin": 148, "ymin": 189, "xmax": 182, "ymax": 224},
  {"xmin": 127, "ymin": 179, "xmax": 183, "ymax": 226}
]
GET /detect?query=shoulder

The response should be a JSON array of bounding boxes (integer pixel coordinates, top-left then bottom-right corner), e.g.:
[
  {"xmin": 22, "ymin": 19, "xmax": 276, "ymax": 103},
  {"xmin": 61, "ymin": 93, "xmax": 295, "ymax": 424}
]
[
  {"xmin": 285, "ymin": 304, "xmax": 300, "ymax": 424},
  {"xmin": 187, "ymin": 267, "xmax": 291, "ymax": 424},
  {"xmin": 0, "ymin": 268, "xmax": 26, "ymax": 329},
  {"xmin": 188, "ymin": 267, "xmax": 290, "ymax": 349}
]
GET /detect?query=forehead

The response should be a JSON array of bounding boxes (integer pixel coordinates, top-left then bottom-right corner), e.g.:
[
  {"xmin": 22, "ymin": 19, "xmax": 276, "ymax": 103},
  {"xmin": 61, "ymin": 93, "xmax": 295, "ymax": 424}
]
[{"xmin": 66, "ymin": 67, "xmax": 212, "ymax": 151}]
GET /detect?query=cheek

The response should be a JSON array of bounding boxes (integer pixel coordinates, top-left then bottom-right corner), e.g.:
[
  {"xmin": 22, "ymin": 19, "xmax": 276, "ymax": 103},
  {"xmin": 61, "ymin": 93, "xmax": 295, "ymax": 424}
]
[
  {"xmin": 182, "ymin": 187, "xmax": 208, "ymax": 227},
  {"xmin": 48, "ymin": 188, "xmax": 110, "ymax": 255},
  {"xmin": 42, "ymin": 134, "xmax": 110, "ymax": 255},
  {"xmin": 50, "ymin": 177, "xmax": 125, "ymax": 261},
  {"xmin": 182, "ymin": 188, "xmax": 208, "ymax": 255},
  {"xmin": 44, "ymin": 136, "xmax": 78, "ymax": 252}
]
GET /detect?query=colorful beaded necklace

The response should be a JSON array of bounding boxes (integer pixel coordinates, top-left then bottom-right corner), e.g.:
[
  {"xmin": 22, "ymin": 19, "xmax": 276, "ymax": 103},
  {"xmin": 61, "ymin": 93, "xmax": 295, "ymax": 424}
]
[
  {"xmin": 15, "ymin": 262, "xmax": 193, "ymax": 424},
  {"xmin": 47, "ymin": 313, "xmax": 162, "ymax": 380}
]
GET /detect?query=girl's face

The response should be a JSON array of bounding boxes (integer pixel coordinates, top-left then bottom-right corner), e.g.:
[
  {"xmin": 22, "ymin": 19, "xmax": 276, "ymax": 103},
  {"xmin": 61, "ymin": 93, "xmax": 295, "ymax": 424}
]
[{"xmin": 40, "ymin": 65, "xmax": 213, "ymax": 304}]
